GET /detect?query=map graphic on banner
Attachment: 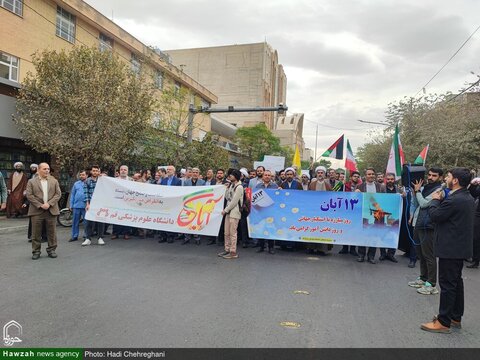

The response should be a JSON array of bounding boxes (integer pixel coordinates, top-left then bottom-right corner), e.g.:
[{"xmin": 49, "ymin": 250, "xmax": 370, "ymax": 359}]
[
  {"xmin": 85, "ymin": 177, "xmax": 225, "ymax": 236},
  {"xmin": 249, "ymin": 189, "xmax": 403, "ymax": 248}
]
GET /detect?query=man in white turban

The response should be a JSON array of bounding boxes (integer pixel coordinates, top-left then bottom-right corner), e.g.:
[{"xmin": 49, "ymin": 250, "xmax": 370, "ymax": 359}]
[{"xmin": 7, "ymin": 162, "xmax": 28, "ymax": 217}]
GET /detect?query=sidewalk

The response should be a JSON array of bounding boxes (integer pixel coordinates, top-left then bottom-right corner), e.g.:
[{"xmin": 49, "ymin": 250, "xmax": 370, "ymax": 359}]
[{"xmin": 0, "ymin": 215, "xmax": 29, "ymax": 234}]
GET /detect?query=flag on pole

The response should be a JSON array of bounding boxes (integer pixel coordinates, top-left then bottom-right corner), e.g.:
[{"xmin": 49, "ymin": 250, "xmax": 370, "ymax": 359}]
[
  {"xmin": 345, "ymin": 140, "xmax": 358, "ymax": 175},
  {"xmin": 413, "ymin": 144, "xmax": 429, "ymax": 166},
  {"xmin": 386, "ymin": 124, "xmax": 405, "ymax": 180},
  {"xmin": 292, "ymin": 145, "xmax": 301, "ymax": 169},
  {"xmin": 321, "ymin": 134, "xmax": 344, "ymax": 159}
]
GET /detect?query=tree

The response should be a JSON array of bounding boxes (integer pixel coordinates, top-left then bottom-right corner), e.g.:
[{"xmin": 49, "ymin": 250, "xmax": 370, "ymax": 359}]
[
  {"xmin": 357, "ymin": 92, "xmax": 480, "ymax": 172},
  {"xmin": 235, "ymin": 123, "xmax": 285, "ymax": 161},
  {"xmin": 14, "ymin": 46, "xmax": 155, "ymax": 171}
]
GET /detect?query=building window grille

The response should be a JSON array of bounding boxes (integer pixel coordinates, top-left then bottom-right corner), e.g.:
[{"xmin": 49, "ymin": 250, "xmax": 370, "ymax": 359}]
[
  {"xmin": 0, "ymin": 51, "xmax": 19, "ymax": 82},
  {"xmin": 99, "ymin": 33, "xmax": 113, "ymax": 52},
  {"xmin": 1, "ymin": 0, "xmax": 23, "ymax": 16},
  {"xmin": 56, "ymin": 6, "xmax": 76, "ymax": 43}
]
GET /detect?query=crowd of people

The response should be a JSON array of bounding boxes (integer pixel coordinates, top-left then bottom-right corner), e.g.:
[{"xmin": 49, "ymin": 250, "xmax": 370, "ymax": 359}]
[{"xmin": 1, "ymin": 160, "xmax": 479, "ymax": 334}]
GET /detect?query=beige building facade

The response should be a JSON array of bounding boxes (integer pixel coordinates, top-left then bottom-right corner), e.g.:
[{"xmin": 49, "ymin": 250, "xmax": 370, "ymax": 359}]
[
  {"xmin": 166, "ymin": 42, "xmax": 287, "ymax": 130},
  {"xmin": 0, "ymin": 0, "xmax": 218, "ymax": 178},
  {"xmin": 273, "ymin": 113, "xmax": 305, "ymax": 158}
]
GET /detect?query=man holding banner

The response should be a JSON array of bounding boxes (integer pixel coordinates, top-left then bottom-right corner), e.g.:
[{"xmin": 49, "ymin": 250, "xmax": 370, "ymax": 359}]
[{"xmin": 356, "ymin": 167, "xmax": 386, "ymax": 264}]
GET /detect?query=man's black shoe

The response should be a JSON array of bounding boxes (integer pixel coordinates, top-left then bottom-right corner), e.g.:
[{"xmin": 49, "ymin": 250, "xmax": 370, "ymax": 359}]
[
  {"xmin": 408, "ymin": 260, "xmax": 416, "ymax": 268},
  {"xmin": 68, "ymin": 238, "xmax": 78, "ymax": 242},
  {"xmin": 32, "ymin": 253, "xmax": 40, "ymax": 260},
  {"xmin": 48, "ymin": 252, "xmax": 57, "ymax": 258},
  {"xmin": 379, "ymin": 255, "xmax": 386, "ymax": 261},
  {"xmin": 357, "ymin": 256, "xmax": 365, "ymax": 262},
  {"xmin": 158, "ymin": 238, "xmax": 167, "ymax": 243},
  {"xmin": 268, "ymin": 248, "xmax": 275, "ymax": 255},
  {"xmin": 387, "ymin": 255, "xmax": 398, "ymax": 263},
  {"xmin": 339, "ymin": 246, "xmax": 349, "ymax": 254},
  {"xmin": 367, "ymin": 257, "xmax": 376, "ymax": 264},
  {"xmin": 28, "ymin": 239, "xmax": 32, "ymax": 243},
  {"xmin": 466, "ymin": 261, "xmax": 479, "ymax": 269},
  {"xmin": 195, "ymin": 239, "xmax": 201, "ymax": 245}
]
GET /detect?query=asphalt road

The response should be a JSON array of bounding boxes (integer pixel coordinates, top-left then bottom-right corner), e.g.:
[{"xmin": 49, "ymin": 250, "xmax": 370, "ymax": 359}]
[{"xmin": 1, "ymin": 225, "xmax": 479, "ymax": 348}]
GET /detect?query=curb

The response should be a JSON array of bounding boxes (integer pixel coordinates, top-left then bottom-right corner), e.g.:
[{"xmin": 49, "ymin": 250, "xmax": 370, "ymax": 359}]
[{"xmin": 0, "ymin": 225, "xmax": 28, "ymax": 235}]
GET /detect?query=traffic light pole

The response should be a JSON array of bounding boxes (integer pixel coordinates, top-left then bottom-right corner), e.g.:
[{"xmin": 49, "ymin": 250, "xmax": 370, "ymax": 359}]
[{"xmin": 187, "ymin": 104, "xmax": 288, "ymax": 143}]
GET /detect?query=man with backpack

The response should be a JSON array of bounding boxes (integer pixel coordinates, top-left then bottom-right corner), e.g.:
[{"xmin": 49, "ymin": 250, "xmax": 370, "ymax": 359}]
[{"xmin": 218, "ymin": 169, "xmax": 244, "ymax": 259}]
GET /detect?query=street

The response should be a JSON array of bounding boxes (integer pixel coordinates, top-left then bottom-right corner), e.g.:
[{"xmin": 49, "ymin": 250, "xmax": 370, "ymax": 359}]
[{"xmin": 1, "ymin": 224, "xmax": 479, "ymax": 348}]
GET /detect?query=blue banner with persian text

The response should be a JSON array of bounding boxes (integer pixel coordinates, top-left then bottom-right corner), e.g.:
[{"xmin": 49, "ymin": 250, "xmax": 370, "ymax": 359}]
[{"xmin": 248, "ymin": 189, "xmax": 403, "ymax": 248}]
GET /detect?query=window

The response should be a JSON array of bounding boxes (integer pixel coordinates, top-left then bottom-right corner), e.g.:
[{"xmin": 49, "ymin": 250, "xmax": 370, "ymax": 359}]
[
  {"xmin": 1, "ymin": 0, "xmax": 22, "ymax": 16},
  {"xmin": 154, "ymin": 70, "xmax": 163, "ymax": 89},
  {"xmin": 99, "ymin": 33, "xmax": 113, "ymax": 52},
  {"xmin": 56, "ymin": 6, "xmax": 76, "ymax": 43},
  {"xmin": 131, "ymin": 53, "xmax": 140, "ymax": 75},
  {"xmin": 0, "ymin": 51, "xmax": 19, "ymax": 82},
  {"xmin": 174, "ymin": 81, "xmax": 180, "ymax": 95}
]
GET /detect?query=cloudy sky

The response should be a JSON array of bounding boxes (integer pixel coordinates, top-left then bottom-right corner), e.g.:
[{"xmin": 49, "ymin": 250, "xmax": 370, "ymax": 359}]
[{"xmin": 86, "ymin": 0, "xmax": 480, "ymax": 158}]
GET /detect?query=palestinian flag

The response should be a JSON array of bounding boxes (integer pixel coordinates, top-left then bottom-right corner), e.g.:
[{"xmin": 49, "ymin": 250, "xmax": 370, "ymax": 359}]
[
  {"xmin": 386, "ymin": 124, "xmax": 405, "ymax": 180},
  {"xmin": 345, "ymin": 139, "xmax": 358, "ymax": 175},
  {"xmin": 321, "ymin": 134, "xmax": 344, "ymax": 159},
  {"xmin": 413, "ymin": 145, "xmax": 429, "ymax": 166}
]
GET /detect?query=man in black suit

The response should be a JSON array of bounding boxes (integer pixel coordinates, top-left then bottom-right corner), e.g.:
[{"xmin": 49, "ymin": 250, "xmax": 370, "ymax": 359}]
[{"xmin": 421, "ymin": 168, "xmax": 474, "ymax": 333}]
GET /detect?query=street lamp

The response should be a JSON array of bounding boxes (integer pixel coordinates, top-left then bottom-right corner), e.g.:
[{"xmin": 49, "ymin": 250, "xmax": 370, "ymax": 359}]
[
  {"xmin": 357, "ymin": 119, "xmax": 389, "ymax": 126},
  {"xmin": 187, "ymin": 103, "xmax": 288, "ymax": 143}
]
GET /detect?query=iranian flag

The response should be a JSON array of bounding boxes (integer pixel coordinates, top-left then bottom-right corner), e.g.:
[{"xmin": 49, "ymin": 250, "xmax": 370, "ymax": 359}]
[
  {"xmin": 413, "ymin": 145, "xmax": 429, "ymax": 166},
  {"xmin": 386, "ymin": 124, "xmax": 405, "ymax": 180},
  {"xmin": 321, "ymin": 134, "xmax": 344, "ymax": 159},
  {"xmin": 345, "ymin": 139, "xmax": 358, "ymax": 175}
]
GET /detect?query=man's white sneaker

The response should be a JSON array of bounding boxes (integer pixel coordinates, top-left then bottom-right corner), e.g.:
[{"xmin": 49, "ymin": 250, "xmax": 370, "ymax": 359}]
[
  {"xmin": 98, "ymin": 238, "xmax": 105, "ymax": 245},
  {"xmin": 81, "ymin": 239, "xmax": 91, "ymax": 246}
]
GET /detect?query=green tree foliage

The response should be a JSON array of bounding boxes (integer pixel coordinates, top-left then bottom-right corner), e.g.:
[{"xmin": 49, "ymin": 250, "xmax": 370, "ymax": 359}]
[
  {"xmin": 14, "ymin": 47, "xmax": 155, "ymax": 171},
  {"xmin": 357, "ymin": 92, "xmax": 480, "ymax": 172},
  {"xmin": 235, "ymin": 123, "xmax": 287, "ymax": 161}
]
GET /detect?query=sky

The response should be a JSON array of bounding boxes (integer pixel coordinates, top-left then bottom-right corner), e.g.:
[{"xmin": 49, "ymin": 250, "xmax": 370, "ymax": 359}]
[{"xmin": 85, "ymin": 0, "xmax": 480, "ymax": 159}]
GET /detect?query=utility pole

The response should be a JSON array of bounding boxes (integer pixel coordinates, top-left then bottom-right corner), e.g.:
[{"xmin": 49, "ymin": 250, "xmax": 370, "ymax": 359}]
[{"xmin": 187, "ymin": 104, "xmax": 288, "ymax": 143}]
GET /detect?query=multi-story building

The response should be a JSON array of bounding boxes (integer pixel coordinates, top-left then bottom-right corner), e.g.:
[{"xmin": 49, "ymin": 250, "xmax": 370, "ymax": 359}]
[
  {"xmin": 166, "ymin": 42, "xmax": 287, "ymax": 130},
  {"xmin": 0, "ymin": 0, "xmax": 218, "ymax": 181},
  {"xmin": 273, "ymin": 113, "xmax": 305, "ymax": 157}
]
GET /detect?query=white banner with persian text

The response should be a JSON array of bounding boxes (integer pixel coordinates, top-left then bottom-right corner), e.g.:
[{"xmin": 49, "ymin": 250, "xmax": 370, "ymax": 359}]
[{"xmin": 85, "ymin": 177, "xmax": 226, "ymax": 236}]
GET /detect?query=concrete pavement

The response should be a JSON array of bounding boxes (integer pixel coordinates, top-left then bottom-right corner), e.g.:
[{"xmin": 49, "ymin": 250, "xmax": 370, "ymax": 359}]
[{"xmin": 1, "ymin": 225, "xmax": 479, "ymax": 348}]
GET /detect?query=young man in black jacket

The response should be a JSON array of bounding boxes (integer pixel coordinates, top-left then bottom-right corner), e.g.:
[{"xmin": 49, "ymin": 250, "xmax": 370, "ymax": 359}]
[{"xmin": 421, "ymin": 168, "xmax": 474, "ymax": 333}]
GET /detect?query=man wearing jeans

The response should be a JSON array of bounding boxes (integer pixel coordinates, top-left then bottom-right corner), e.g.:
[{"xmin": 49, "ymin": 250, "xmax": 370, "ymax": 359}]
[
  {"xmin": 421, "ymin": 168, "xmax": 474, "ymax": 333},
  {"xmin": 82, "ymin": 165, "xmax": 105, "ymax": 246},
  {"xmin": 68, "ymin": 170, "xmax": 87, "ymax": 242}
]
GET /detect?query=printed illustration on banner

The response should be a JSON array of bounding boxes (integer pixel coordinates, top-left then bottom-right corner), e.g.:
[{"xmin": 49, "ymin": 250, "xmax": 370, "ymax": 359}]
[
  {"xmin": 3, "ymin": 320, "xmax": 22, "ymax": 346},
  {"xmin": 177, "ymin": 188, "xmax": 223, "ymax": 230}
]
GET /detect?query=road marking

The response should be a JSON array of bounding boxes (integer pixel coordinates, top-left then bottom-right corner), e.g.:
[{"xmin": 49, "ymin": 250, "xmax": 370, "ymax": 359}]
[
  {"xmin": 293, "ymin": 290, "xmax": 310, "ymax": 295},
  {"xmin": 280, "ymin": 321, "xmax": 301, "ymax": 328},
  {"xmin": 306, "ymin": 257, "xmax": 320, "ymax": 261}
]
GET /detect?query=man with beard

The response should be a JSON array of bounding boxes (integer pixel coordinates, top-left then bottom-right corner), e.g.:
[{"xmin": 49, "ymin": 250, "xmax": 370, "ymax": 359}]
[
  {"xmin": 408, "ymin": 168, "xmax": 444, "ymax": 295},
  {"xmin": 7, "ymin": 162, "xmax": 28, "ymax": 218},
  {"xmin": 281, "ymin": 168, "xmax": 303, "ymax": 190},
  {"xmin": 421, "ymin": 168, "xmax": 474, "ymax": 333},
  {"xmin": 378, "ymin": 173, "xmax": 400, "ymax": 263},
  {"xmin": 467, "ymin": 176, "xmax": 480, "ymax": 269},
  {"xmin": 308, "ymin": 166, "xmax": 332, "ymax": 191},
  {"xmin": 327, "ymin": 168, "xmax": 340, "ymax": 190},
  {"xmin": 355, "ymin": 167, "xmax": 386, "ymax": 264},
  {"xmin": 248, "ymin": 166, "xmax": 265, "ymax": 189},
  {"xmin": 29, "ymin": 164, "xmax": 38, "ymax": 179},
  {"xmin": 276, "ymin": 169, "xmax": 286, "ymax": 187}
]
